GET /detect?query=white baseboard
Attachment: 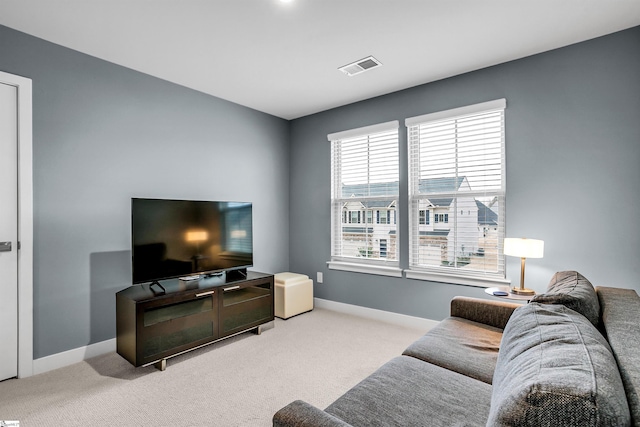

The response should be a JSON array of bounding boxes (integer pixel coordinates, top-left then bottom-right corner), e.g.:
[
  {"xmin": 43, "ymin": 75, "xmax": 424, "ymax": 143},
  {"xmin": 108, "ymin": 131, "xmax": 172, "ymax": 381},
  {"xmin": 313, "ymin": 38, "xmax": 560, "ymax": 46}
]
[
  {"xmin": 314, "ymin": 298, "xmax": 438, "ymax": 331},
  {"xmin": 33, "ymin": 338, "xmax": 116, "ymax": 376},
  {"xmin": 30, "ymin": 300, "xmax": 435, "ymax": 376}
]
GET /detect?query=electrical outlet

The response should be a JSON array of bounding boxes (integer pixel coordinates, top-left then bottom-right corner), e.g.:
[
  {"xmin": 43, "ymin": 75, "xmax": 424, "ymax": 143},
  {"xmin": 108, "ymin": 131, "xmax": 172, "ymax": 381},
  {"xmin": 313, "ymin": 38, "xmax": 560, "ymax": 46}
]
[{"xmin": 317, "ymin": 272, "xmax": 323, "ymax": 284}]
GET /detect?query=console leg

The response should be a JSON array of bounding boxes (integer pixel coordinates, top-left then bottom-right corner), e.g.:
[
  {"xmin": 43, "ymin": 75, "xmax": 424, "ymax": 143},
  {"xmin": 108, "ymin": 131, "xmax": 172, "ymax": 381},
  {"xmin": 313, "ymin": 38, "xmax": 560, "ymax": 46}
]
[
  {"xmin": 154, "ymin": 359, "xmax": 166, "ymax": 371},
  {"xmin": 254, "ymin": 321, "xmax": 274, "ymax": 335}
]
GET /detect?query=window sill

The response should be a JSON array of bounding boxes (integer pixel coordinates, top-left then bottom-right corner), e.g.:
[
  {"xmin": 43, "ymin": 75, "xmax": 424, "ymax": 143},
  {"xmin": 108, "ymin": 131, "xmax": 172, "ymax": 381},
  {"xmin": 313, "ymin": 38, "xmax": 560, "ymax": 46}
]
[
  {"xmin": 405, "ymin": 269, "xmax": 511, "ymax": 288},
  {"xmin": 327, "ymin": 260, "xmax": 403, "ymax": 278}
]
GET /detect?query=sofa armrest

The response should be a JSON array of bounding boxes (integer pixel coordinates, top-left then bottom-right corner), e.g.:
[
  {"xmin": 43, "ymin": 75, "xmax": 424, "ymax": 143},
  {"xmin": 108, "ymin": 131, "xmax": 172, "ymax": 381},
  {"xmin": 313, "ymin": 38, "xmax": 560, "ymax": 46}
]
[
  {"xmin": 450, "ymin": 296, "xmax": 520, "ymax": 330},
  {"xmin": 273, "ymin": 400, "xmax": 353, "ymax": 427}
]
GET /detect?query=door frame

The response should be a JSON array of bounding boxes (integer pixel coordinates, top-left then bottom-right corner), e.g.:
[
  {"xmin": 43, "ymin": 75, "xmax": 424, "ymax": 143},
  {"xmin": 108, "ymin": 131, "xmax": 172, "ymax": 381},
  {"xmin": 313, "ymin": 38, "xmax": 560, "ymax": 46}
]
[{"xmin": 0, "ymin": 70, "xmax": 33, "ymax": 378}]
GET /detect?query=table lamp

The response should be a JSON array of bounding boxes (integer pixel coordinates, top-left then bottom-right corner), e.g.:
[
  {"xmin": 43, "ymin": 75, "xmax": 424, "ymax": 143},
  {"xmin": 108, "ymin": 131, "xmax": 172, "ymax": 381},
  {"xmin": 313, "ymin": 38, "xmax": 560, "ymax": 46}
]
[
  {"xmin": 186, "ymin": 230, "xmax": 209, "ymax": 271},
  {"xmin": 504, "ymin": 237, "xmax": 544, "ymax": 296}
]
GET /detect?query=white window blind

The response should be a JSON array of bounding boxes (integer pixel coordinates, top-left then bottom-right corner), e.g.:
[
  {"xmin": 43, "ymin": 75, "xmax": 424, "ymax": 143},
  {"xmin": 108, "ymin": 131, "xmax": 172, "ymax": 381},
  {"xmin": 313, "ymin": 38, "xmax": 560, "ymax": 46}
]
[
  {"xmin": 329, "ymin": 121, "xmax": 400, "ymax": 272},
  {"xmin": 406, "ymin": 100, "xmax": 506, "ymax": 283},
  {"xmin": 222, "ymin": 202, "xmax": 253, "ymax": 254}
]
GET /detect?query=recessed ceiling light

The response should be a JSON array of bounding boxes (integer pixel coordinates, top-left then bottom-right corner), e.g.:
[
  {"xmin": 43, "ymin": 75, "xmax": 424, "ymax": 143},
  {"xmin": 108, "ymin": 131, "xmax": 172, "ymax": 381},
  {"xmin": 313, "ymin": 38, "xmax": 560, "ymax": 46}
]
[{"xmin": 338, "ymin": 56, "xmax": 382, "ymax": 77}]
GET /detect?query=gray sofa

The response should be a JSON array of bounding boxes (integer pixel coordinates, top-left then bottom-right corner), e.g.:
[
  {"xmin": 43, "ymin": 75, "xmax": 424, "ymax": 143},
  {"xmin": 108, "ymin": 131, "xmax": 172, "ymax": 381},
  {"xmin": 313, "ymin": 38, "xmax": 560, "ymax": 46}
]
[{"xmin": 273, "ymin": 271, "xmax": 640, "ymax": 426}]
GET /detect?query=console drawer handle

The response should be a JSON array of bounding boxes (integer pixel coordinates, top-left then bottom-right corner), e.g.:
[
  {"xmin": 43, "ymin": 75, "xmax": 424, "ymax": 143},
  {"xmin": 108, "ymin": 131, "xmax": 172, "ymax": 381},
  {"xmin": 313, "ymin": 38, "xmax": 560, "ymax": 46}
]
[
  {"xmin": 195, "ymin": 290, "xmax": 215, "ymax": 298},
  {"xmin": 223, "ymin": 286, "xmax": 240, "ymax": 292}
]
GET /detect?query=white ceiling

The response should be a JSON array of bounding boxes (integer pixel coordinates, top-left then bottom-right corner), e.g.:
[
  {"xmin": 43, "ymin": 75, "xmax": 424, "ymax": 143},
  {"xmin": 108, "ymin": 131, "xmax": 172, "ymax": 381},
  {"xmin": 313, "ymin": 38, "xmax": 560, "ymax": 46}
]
[{"xmin": 1, "ymin": 0, "xmax": 639, "ymax": 119}]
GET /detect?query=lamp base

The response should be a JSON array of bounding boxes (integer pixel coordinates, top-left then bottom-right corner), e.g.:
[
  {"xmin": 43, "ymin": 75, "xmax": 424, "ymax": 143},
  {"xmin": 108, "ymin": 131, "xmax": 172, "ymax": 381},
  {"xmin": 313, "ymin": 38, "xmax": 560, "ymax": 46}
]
[{"xmin": 511, "ymin": 287, "xmax": 535, "ymax": 296}]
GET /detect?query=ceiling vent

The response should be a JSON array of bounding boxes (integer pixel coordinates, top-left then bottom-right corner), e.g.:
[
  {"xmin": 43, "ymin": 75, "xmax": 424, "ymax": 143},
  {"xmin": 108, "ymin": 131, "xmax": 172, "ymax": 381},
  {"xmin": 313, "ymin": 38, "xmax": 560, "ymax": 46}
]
[{"xmin": 338, "ymin": 56, "xmax": 382, "ymax": 77}]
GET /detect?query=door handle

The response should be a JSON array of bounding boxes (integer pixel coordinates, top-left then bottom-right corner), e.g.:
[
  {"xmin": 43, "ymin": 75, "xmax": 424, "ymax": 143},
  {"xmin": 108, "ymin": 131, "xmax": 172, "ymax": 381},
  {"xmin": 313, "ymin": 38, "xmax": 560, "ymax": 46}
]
[
  {"xmin": 195, "ymin": 290, "xmax": 215, "ymax": 298},
  {"xmin": 0, "ymin": 242, "xmax": 11, "ymax": 252}
]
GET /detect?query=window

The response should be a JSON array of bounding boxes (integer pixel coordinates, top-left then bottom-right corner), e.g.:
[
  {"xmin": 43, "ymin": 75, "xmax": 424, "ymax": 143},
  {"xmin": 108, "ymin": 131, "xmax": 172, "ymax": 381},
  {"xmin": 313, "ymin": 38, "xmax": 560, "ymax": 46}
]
[
  {"xmin": 380, "ymin": 239, "xmax": 388, "ymax": 258},
  {"xmin": 378, "ymin": 210, "xmax": 390, "ymax": 224},
  {"xmin": 434, "ymin": 213, "xmax": 449, "ymax": 224},
  {"xmin": 222, "ymin": 202, "xmax": 253, "ymax": 254},
  {"xmin": 406, "ymin": 99, "xmax": 506, "ymax": 285},
  {"xmin": 328, "ymin": 121, "xmax": 401, "ymax": 277}
]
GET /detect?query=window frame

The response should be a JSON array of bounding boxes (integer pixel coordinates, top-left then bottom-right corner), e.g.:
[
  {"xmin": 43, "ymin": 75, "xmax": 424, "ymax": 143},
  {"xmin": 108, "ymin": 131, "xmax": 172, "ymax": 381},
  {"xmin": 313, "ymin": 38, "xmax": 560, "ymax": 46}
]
[
  {"xmin": 327, "ymin": 121, "xmax": 402, "ymax": 278},
  {"xmin": 405, "ymin": 99, "xmax": 510, "ymax": 287}
]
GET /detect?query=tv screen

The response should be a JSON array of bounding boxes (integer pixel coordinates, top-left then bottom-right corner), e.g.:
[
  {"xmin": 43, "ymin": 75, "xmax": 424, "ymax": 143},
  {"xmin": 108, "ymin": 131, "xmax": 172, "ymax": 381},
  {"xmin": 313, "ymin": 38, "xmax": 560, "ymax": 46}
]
[{"xmin": 131, "ymin": 198, "xmax": 253, "ymax": 284}]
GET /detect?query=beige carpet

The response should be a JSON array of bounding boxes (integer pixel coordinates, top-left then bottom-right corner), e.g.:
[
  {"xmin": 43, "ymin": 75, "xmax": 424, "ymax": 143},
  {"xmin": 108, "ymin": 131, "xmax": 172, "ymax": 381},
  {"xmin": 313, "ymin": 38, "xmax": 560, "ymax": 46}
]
[{"xmin": 0, "ymin": 308, "xmax": 427, "ymax": 426}]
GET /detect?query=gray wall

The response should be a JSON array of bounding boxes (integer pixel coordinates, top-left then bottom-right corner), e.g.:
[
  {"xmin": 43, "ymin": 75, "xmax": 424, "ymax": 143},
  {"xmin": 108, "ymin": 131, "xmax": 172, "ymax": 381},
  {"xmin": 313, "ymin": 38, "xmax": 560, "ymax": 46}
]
[
  {"xmin": 0, "ymin": 25, "xmax": 290, "ymax": 359},
  {"xmin": 1, "ymin": 22, "xmax": 639, "ymax": 359},
  {"xmin": 289, "ymin": 26, "xmax": 640, "ymax": 321}
]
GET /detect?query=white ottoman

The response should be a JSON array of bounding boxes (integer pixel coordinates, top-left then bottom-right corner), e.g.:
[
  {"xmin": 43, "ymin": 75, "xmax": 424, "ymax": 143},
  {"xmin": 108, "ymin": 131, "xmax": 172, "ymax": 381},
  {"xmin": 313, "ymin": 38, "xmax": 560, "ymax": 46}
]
[{"xmin": 274, "ymin": 272, "xmax": 314, "ymax": 319}]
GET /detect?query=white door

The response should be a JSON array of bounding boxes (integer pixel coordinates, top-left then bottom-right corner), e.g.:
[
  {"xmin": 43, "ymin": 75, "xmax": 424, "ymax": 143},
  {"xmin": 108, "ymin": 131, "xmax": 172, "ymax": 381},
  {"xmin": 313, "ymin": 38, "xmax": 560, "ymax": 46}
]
[{"xmin": 0, "ymin": 81, "xmax": 18, "ymax": 381}]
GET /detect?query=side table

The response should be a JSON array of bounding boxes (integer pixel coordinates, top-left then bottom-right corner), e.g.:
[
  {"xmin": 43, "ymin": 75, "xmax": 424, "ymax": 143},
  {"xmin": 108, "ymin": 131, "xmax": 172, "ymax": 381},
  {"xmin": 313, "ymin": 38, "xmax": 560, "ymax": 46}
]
[{"xmin": 485, "ymin": 286, "xmax": 534, "ymax": 302}]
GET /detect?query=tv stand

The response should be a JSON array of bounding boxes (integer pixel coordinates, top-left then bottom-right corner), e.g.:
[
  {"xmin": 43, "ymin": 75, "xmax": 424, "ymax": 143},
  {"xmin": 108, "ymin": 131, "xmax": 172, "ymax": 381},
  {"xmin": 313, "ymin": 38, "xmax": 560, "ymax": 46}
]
[{"xmin": 116, "ymin": 271, "xmax": 274, "ymax": 370}]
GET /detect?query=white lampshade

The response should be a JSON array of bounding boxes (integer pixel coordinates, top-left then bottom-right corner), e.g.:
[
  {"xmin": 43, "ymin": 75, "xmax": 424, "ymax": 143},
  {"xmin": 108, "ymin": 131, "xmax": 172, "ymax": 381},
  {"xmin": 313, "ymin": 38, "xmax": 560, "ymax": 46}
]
[
  {"xmin": 185, "ymin": 230, "xmax": 208, "ymax": 242},
  {"xmin": 504, "ymin": 238, "xmax": 544, "ymax": 259}
]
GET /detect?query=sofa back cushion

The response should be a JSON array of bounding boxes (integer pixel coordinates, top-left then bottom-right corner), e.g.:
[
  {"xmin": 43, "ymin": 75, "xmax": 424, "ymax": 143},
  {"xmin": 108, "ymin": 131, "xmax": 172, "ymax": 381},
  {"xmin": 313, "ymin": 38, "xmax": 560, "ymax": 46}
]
[
  {"xmin": 597, "ymin": 287, "xmax": 640, "ymax": 426},
  {"xmin": 488, "ymin": 303, "xmax": 630, "ymax": 426},
  {"xmin": 532, "ymin": 270, "xmax": 600, "ymax": 327}
]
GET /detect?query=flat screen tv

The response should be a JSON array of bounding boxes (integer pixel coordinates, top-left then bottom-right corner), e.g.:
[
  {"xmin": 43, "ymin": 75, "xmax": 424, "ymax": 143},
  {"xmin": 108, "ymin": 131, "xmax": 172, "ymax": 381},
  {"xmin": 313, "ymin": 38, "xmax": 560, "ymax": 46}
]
[{"xmin": 131, "ymin": 198, "xmax": 253, "ymax": 284}]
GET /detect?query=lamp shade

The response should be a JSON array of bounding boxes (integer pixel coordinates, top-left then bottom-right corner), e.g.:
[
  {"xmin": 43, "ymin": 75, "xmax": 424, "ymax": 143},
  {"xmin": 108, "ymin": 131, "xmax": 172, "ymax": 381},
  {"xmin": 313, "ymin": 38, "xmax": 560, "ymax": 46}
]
[
  {"xmin": 185, "ymin": 230, "xmax": 208, "ymax": 242},
  {"xmin": 504, "ymin": 238, "xmax": 544, "ymax": 258}
]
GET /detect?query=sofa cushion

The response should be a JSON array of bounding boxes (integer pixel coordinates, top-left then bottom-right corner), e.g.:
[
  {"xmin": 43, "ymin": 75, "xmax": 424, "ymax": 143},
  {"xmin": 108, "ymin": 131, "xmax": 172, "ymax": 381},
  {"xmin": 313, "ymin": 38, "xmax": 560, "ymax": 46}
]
[
  {"xmin": 450, "ymin": 296, "xmax": 520, "ymax": 330},
  {"xmin": 532, "ymin": 270, "xmax": 600, "ymax": 327},
  {"xmin": 326, "ymin": 356, "xmax": 492, "ymax": 427},
  {"xmin": 403, "ymin": 317, "xmax": 502, "ymax": 384},
  {"xmin": 273, "ymin": 400, "xmax": 352, "ymax": 427},
  {"xmin": 597, "ymin": 286, "xmax": 640, "ymax": 426},
  {"xmin": 488, "ymin": 303, "xmax": 630, "ymax": 426}
]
